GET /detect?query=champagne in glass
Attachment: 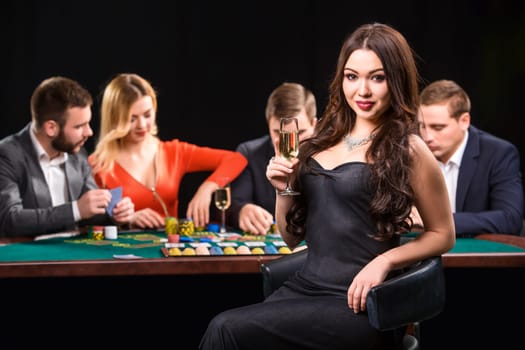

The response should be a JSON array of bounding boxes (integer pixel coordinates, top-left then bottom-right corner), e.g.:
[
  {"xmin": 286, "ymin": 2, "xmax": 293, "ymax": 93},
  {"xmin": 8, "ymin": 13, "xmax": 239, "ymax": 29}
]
[
  {"xmin": 214, "ymin": 185, "xmax": 231, "ymax": 233},
  {"xmin": 280, "ymin": 130, "xmax": 299, "ymax": 161},
  {"xmin": 278, "ymin": 117, "xmax": 300, "ymax": 196}
]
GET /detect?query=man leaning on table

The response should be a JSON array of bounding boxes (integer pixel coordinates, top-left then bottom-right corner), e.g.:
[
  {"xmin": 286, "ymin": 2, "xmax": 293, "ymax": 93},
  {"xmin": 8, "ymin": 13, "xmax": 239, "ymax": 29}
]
[
  {"xmin": 415, "ymin": 79, "xmax": 524, "ymax": 236},
  {"xmin": 0, "ymin": 76, "xmax": 134, "ymax": 238},
  {"xmin": 226, "ymin": 82, "xmax": 317, "ymax": 235}
]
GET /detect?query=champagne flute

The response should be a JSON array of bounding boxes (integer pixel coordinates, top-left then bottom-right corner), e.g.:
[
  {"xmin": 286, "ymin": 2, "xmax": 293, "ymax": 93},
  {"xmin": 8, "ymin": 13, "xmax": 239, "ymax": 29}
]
[
  {"xmin": 214, "ymin": 183, "xmax": 231, "ymax": 233},
  {"xmin": 278, "ymin": 117, "xmax": 300, "ymax": 196}
]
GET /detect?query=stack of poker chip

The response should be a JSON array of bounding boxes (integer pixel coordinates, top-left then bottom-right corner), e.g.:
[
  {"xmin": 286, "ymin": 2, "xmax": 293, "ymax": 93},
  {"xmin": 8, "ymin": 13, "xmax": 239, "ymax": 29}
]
[
  {"xmin": 104, "ymin": 225, "xmax": 118, "ymax": 240},
  {"xmin": 178, "ymin": 219, "xmax": 195, "ymax": 236},
  {"xmin": 90, "ymin": 226, "xmax": 104, "ymax": 240},
  {"xmin": 165, "ymin": 216, "xmax": 178, "ymax": 235}
]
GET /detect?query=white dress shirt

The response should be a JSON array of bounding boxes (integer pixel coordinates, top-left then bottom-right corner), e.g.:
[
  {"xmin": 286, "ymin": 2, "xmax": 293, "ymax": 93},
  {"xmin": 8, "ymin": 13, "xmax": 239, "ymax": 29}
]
[
  {"xmin": 30, "ymin": 125, "xmax": 81, "ymax": 221},
  {"xmin": 438, "ymin": 131, "xmax": 469, "ymax": 213}
]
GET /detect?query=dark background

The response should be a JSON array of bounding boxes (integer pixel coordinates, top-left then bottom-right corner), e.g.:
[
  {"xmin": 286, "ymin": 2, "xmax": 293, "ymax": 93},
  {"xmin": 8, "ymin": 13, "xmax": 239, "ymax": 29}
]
[
  {"xmin": 2, "ymin": 267, "xmax": 524, "ymax": 349},
  {"xmin": 1, "ymin": 0, "xmax": 524, "ymax": 217},
  {"xmin": 1, "ymin": 2, "xmax": 524, "ymax": 348}
]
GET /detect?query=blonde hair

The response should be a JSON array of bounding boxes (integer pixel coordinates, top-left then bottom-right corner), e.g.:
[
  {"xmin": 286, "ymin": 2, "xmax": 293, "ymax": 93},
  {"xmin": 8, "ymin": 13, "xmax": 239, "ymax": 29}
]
[{"xmin": 91, "ymin": 73, "xmax": 158, "ymax": 175}]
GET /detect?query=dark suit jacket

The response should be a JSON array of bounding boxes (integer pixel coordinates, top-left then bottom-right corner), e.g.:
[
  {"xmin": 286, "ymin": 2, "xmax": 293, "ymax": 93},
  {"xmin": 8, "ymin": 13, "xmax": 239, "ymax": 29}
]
[
  {"xmin": 226, "ymin": 135, "xmax": 275, "ymax": 229},
  {"xmin": 454, "ymin": 125, "xmax": 524, "ymax": 235},
  {"xmin": 0, "ymin": 123, "xmax": 109, "ymax": 237}
]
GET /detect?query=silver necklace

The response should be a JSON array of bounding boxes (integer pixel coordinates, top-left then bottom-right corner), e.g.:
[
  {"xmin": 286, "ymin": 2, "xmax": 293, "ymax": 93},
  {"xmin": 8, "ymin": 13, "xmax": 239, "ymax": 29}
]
[{"xmin": 343, "ymin": 133, "xmax": 375, "ymax": 151}]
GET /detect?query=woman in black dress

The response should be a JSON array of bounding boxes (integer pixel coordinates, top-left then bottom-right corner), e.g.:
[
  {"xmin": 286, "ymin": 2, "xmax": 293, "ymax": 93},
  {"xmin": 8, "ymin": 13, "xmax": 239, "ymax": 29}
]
[{"xmin": 199, "ymin": 22, "xmax": 455, "ymax": 350}]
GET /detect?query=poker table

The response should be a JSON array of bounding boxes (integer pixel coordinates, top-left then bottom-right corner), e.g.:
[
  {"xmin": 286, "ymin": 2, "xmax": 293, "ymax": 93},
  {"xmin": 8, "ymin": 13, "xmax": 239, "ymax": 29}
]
[
  {"xmin": 0, "ymin": 231, "xmax": 525, "ymax": 278},
  {"xmin": 1, "ymin": 230, "xmax": 525, "ymax": 279},
  {"xmin": 0, "ymin": 230, "xmax": 298, "ymax": 278},
  {"xmin": 1, "ymin": 230, "xmax": 524, "ymax": 349}
]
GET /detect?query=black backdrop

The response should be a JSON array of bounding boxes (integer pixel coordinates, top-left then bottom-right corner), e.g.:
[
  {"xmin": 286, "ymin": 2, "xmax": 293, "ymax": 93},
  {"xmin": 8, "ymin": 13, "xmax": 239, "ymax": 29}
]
[
  {"xmin": 1, "ymin": 0, "xmax": 524, "ymax": 216},
  {"xmin": 1, "ymin": 2, "xmax": 525, "ymax": 348}
]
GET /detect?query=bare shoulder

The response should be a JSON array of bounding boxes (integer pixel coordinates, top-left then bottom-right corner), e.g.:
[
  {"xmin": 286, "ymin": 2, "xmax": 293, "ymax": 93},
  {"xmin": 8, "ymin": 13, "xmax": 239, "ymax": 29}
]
[
  {"xmin": 408, "ymin": 134, "xmax": 442, "ymax": 178},
  {"xmin": 408, "ymin": 134, "xmax": 428, "ymax": 152},
  {"xmin": 409, "ymin": 134, "xmax": 435, "ymax": 162}
]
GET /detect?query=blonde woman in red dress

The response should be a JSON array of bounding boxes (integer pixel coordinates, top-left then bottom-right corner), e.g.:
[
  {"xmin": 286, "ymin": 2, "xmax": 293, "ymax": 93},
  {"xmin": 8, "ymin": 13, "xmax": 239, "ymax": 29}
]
[{"xmin": 89, "ymin": 73, "xmax": 247, "ymax": 229}]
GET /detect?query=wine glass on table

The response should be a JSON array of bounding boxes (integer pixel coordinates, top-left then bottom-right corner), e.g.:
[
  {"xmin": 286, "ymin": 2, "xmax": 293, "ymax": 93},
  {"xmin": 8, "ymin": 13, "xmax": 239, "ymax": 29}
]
[
  {"xmin": 214, "ymin": 183, "xmax": 231, "ymax": 233},
  {"xmin": 278, "ymin": 116, "xmax": 300, "ymax": 196}
]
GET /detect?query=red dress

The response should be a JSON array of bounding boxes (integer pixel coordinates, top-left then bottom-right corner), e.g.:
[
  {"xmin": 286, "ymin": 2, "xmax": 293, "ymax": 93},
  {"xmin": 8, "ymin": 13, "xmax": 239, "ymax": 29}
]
[{"xmin": 89, "ymin": 139, "xmax": 247, "ymax": 218}]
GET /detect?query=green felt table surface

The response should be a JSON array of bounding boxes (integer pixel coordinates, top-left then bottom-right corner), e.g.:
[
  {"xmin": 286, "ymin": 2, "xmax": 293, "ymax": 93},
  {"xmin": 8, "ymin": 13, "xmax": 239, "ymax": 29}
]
[
  {"xmin": 448, "ymin": 238, "xmax": 525, "ymax": 253},
  {"xmin": 0, "ymin": 232, "xmax": 166, "ymax": 261},
  {"xmin": 0, "ymin": 231, "xmax": 288, "ymax": 262},
  {"xmin": 0, "ymin": 231, "xmax": 524, "ymax": 263}
]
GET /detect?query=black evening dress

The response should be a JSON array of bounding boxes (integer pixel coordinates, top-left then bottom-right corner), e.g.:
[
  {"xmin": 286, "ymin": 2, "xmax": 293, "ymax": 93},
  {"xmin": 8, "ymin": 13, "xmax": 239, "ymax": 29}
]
[{"xmin": 199, "ymin": 159, "xmax": 404, "ymax": 350}]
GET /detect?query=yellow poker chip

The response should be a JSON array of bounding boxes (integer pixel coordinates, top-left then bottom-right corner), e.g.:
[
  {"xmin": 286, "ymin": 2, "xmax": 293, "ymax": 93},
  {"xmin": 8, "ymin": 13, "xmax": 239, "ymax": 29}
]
[
  {"xmin": 182, "ymin": 247, "xmax": 196, "ymax": 256},
  {"xmin": 251, "ymin": 247, "xmax": 265, "ymax": 255},
  {"xmin": 178, "ymin": 219, "xmax": 195, "ymax": 236},
  {"xmin": 165, "ymin": 217, "xmax": 178, "ymax": 235},
  {"xmin": 89, "ymin": 225, "xmax": 104, "ymax": 240},
  {"xmin": 92, "ymin": 232, "xmax": 104, "ymax": 240},
  {"xmin": 278, "ymin": 246, "xmax": 292, "ymax": 254},
  {"xmin": 168, "ymin": 247, "xmax": 182, "ymax": 256},
  {"xmin": 223, "ymin": 246, "xmax": 237, "ymax": 255}
]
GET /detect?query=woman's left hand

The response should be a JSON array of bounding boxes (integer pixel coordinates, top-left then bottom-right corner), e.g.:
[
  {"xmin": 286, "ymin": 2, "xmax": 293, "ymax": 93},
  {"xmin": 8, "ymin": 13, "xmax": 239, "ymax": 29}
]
[
  {"xmin": 347, "ymin": 254, "xmax": 391, "ymax": 313},
  {"xmin": 112, "ymin": 196, "xmax": 135, "ymax": 224}
]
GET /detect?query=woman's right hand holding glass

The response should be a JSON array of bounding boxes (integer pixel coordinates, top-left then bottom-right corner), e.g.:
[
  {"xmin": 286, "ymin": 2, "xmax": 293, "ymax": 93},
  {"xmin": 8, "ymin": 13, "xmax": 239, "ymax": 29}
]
[{"xmin": 266, "ymin": 156, "xmax": 297, "ymax": 193}]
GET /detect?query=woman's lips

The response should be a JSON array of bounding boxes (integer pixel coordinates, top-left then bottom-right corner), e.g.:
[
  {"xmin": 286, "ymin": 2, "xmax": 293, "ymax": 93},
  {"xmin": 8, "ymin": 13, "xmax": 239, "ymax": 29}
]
[{"xmin": 356, "ymin": 101, "xmax": 374, "ymax": 111}]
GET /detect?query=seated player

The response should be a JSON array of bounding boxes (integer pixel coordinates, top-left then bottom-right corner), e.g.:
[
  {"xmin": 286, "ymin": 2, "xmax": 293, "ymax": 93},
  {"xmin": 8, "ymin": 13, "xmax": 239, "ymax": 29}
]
[
  {"xmin": 0, "ymin": 76, "xmax": 134, "ymax": 238},
  {"xmin": 89, "ymin": 73, "xmax": 247, "ymax": 230},
  {"xmin": 417, "ymin": 79, "xmax": 523, "ymax": 235},
  {"xmin": 226, "ymin": 82, "xmax": 317, "ymax": 235}
]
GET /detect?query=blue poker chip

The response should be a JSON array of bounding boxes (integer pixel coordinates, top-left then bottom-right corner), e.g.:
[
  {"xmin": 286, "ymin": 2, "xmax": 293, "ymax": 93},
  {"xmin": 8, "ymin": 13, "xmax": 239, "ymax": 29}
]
[
  {"xmin": 209, "ymin": 246, "xmax": 224, "ymax": 255},
  {"xmin": 207, "ymin": 223, "xmax": 220, "ymax": 233},
  {"xmin": 179, "ymin": 236, "xmax": 194, "ymax": 242},
  {"xmin": 264, "ymin": 244, "xmax": 279, "ymax": 254}
]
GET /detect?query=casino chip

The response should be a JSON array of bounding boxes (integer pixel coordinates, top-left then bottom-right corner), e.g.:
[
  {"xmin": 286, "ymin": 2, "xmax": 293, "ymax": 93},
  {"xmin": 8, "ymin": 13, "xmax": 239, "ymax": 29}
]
[{"xmin": 179, "ymin": 219, "xmax": 195, "ymax": 236}]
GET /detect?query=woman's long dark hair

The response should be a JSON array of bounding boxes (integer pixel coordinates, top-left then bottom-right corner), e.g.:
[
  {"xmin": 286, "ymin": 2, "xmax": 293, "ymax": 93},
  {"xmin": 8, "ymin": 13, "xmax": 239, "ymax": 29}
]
[{"xmin": 288, "ymin": 23, "xmax": 420, "ymax": 240}]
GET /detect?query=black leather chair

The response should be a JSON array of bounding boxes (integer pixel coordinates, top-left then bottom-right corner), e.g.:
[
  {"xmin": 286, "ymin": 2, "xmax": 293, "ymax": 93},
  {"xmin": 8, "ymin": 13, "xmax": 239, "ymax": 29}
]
[{"xmin": 260, "ymin": 250, "xmax": 445, "ymax": 350}]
